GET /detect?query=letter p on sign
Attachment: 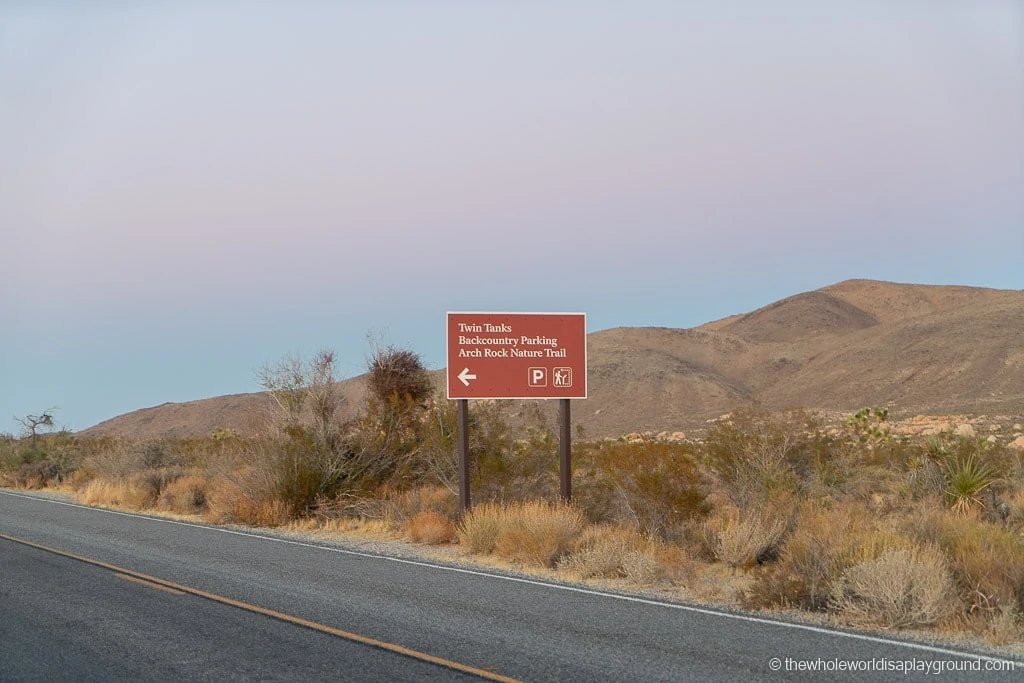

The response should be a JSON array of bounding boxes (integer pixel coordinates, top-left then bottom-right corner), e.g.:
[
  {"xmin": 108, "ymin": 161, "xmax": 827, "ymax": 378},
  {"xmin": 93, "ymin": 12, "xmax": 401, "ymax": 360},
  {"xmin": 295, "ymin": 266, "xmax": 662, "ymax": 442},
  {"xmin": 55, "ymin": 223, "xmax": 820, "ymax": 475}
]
[{"xmin": 529, "ymin": 367, "xmax": 547, "ymax": 387}]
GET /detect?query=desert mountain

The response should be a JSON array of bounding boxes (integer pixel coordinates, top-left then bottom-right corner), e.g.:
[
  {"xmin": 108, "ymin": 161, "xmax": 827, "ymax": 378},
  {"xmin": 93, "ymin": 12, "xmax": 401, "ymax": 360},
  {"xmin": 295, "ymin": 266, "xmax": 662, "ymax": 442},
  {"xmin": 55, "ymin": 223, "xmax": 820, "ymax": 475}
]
[{"xmin": 80, "ymin": 280, "xmax": 1024, "ymax": 439}]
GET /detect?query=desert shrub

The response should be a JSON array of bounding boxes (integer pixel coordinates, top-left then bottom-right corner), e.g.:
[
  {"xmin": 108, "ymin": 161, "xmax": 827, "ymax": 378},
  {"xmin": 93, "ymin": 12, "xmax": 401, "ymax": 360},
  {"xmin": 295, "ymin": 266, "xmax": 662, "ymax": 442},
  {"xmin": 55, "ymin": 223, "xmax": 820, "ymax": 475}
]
[
  {"xmin": 203, "ymin": 476, "xmax": 292, "ymax": 526},
  {"xmin": 905, "ymin": 507, "xmax": 1024, "ymax": 616},
  {"xmin": 382, "ymin": 486, "xmax": 457, "ymax": 526},
  {"xmin": 707, "ymin": 505, "xmax": 787, "ymax": 571},
  {"xmin": 458, "ymin": 501, "xmax": 585, "ymax": 567},
  {"xmin": 701, "ymin": 409, "xmax": 822, "ymax": 507},
  {"xmin": 830, "ymin": 544, "xmax": 956, "ymax": 629},
  {"xmin": 348, "ymin": 394, "xmax": 447, "ymax": 491},
  {"xmin": 367, "ymin": 345, "xmax": 433, "ymax": 405},
  {"xmin": 14, "ymin": 459, "xmax": 63, "ymax": 489},
  {"xmin": 138, "ymin": 441, "xmax": 182, "ymax": 469},
  {"xmin": 217, "ymin": 429, "xmax": 354, "ymax": 520},
  {"xmin": 584, "ymin": 439, "xmax": 711, "ymax": 537},
  {"xmin": 560, "ymin": 526, "xmax": 673, "ymax": 584},
  {"xmin": 407, "ymin": 511, "xmax": 455, "ymax": 545},
  {"xmin": 904, "ymin": 453, "xmax": 946, "ymax": 500},
  {"xmin": 743, "ymin": 501, "xmax": 902, "ymax": 611},
  {"xmin": 76, "ymin": 438, "xmax": 187, "ymax": 480},
  {"xmin": 159, "ymin": 475, "xmax": 208, "ymax": 513},
  {"xmin": 984, "ymin": 607, "xmax": 1023, "ymax": 646}
]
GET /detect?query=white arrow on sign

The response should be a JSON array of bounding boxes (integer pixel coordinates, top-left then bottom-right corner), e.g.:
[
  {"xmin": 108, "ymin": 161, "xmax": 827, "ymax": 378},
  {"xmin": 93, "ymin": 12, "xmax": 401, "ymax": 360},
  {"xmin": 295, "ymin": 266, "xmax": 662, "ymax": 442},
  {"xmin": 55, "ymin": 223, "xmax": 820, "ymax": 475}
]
[{"xmin": 457, "ymin": 367, "xmax": 477, "ymax": 387}]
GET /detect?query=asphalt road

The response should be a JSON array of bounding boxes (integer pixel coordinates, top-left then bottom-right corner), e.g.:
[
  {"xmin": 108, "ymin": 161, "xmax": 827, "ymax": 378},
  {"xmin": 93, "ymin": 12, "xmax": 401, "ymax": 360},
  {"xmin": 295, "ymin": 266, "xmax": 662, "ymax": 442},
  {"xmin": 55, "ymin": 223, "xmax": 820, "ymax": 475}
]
[{"xmin": 1, "ymin": 489, "xmax": 1020, "ymax": 682}]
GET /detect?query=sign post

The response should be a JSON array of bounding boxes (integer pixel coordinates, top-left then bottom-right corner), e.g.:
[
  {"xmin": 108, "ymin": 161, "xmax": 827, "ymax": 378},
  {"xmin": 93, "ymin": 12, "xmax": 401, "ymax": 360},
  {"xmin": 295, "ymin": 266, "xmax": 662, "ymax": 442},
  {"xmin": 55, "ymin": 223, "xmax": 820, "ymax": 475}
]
[
  {"xmin": 457, "ymin": 399, "xmax": 470, "ymax": 516},
  {"xmin": 447, "ymin": 312, "xmax": 587, "ymax": 514},
  {"xmin": 559, "ymin": 398, "xmax": 571, "ymax": 501}
]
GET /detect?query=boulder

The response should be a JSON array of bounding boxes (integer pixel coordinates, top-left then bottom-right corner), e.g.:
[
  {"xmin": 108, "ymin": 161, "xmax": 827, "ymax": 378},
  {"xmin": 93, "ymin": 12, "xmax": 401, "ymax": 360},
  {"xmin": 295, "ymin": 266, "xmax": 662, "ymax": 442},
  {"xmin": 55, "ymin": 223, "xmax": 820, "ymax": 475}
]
[{"xmin": 954, "ymin": 424, "xmax": 977, "ymax": 438}]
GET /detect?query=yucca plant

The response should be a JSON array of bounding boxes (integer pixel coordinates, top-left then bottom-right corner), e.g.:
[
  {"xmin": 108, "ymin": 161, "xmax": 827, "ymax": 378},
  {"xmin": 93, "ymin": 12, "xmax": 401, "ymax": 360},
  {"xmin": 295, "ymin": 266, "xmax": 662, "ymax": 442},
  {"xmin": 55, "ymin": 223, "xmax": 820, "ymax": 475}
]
[
  {"xmin": 942, "ymin": 456, "xmax": 996, "ymax": 517},
  {"xmin": 921, "ymin": 435, "xmax": 951, "ymax": 460}
]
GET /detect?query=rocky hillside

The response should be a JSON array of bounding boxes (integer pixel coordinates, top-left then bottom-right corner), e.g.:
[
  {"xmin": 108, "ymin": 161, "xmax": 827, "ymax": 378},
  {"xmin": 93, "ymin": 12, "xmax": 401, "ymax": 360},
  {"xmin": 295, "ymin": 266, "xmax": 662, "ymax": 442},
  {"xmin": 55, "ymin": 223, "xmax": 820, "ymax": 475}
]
[{"xmin": 80, "ymin": 279, "xmax": 1024, "ymax": 439}]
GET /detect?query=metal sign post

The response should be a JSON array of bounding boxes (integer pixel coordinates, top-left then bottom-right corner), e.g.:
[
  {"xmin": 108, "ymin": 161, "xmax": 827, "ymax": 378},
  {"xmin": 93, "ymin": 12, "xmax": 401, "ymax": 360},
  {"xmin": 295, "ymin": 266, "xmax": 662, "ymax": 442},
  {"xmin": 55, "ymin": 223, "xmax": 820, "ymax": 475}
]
[
  {"xmin": 457, "ymin": 398, "xmax": 470, "ymax": 518},
  {"xmin": 559, "ymin": 398, "xmax": 571, "ymax": 502}
]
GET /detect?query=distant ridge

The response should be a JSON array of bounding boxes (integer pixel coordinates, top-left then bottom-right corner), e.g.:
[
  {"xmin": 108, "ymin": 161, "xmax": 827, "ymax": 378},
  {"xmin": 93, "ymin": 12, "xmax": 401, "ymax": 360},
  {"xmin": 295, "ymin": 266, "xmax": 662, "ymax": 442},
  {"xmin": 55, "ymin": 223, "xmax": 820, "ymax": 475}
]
[{"xmin": 80, "ymin": 280, "xmax": 1024, "ymax": 439}]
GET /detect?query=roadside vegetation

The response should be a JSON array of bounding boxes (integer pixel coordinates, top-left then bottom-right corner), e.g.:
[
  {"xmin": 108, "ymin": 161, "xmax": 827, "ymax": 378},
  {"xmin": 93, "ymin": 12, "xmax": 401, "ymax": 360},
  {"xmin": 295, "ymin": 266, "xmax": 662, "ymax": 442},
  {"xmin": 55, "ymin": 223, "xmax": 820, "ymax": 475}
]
[{"xmin": 4, "ymin": 347, "xmax": 1024, "ymax": 646}]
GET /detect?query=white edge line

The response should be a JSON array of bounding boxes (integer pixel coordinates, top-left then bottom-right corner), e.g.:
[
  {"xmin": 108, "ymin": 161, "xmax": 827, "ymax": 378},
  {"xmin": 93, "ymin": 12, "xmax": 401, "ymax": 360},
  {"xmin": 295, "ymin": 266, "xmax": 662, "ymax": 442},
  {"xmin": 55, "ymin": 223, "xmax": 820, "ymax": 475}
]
[{"xmin": 2, "ymin": 489, "xmax": 1019, "ymax": 666}]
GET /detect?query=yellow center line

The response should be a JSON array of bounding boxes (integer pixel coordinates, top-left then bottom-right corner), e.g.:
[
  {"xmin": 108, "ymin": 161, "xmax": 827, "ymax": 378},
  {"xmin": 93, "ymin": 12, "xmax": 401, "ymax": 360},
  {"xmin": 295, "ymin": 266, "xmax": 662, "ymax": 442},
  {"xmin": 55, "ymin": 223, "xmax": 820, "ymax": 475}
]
[
  {"xmin": 115, "ymin": 572, "xmax": 186, "ymax": 595},
  {"xmin": 0, "ymin": 533, "xmax": 520, "ymax": 683}
]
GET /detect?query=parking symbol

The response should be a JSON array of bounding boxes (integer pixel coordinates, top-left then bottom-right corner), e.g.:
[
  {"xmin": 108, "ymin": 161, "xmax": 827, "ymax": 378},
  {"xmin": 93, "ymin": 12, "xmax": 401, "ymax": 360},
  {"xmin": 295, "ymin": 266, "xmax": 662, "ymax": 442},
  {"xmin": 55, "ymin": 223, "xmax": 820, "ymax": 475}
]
[
  {"xmin": 553, "ymin": 367, "xmax": 572, "ymax": 388},
  {"xmin": 528, "ymin": 367, "xmax": 547, "ymax": 387}
]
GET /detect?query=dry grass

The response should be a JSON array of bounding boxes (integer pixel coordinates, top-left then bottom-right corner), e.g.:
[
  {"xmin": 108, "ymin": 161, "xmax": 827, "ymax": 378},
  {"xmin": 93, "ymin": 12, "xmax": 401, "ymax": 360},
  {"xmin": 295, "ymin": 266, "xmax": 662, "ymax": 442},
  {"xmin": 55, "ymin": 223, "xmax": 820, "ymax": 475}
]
[
  {"xmin": 831, "ymin": 544, "xmax": 956, "ymax": 629},
  {"xmin": 458, "ymin": 502, "xmax": 585, "ymax": 567},
  {"xmin": 203, "ymin": 477, "xmax": 291, "ymax": 527},
  {"xmin": 62, "ymin": 468, "xmax": 93, "ymax": 493},
  {"xmin": 79, "ymin": 478, "xmax": 155, "ymax": 510},
  {"xmin": 383, "ymin": 486, "xmax": 457, "ymax": 527},
  {"xmin": 985, "ymin": 607, "xmax": 1024, "ymax": 646},
  {"xmin": 159, "ymin": 475, "xmax": 208, "ymax": 514},
  {"xmin": 408, "ymin": 511, "xmax": 455, "ymax": 545},
  {"xmin": 458, "ymin": 503, "xmax": 505, "ymax": 553},
  {"xmin": 491, "ymin": 502, "xmax": 586, "ymax": 567}
]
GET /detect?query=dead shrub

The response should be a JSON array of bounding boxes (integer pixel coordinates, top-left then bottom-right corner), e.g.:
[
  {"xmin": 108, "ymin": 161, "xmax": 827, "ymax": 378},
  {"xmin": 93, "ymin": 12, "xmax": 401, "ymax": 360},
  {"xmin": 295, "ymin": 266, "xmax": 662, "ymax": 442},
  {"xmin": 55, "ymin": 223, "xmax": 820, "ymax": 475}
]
[
  {"xmin": 407, "ymin": 511, "xmax": 455, "ymax": 545},
  {"xmin": 830, "ymin": 544, "xmax": 956, "ymax": 629}
]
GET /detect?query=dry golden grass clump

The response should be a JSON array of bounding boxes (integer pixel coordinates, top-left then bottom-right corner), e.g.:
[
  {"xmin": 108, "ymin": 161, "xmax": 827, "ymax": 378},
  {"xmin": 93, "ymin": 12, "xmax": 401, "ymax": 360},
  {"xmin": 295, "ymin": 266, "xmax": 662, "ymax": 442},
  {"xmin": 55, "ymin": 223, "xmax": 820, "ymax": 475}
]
[
  {"xmin": 830, "ymin": 543, "xmax": 956, "ymax": 629},
  {"xmin": 458, "ymin": 503, "xmax": 504, "ymax": 554},
  {"xmin": 458, "ymin": 502, "xmax": 586, "ymax": 567},
  {"xmin": 80, "ymin": 478, "xmax": 152, "ymax": 510},
  {"xmin": 407, "ymin": 511, "xmax": 455, "ymax": 545}
]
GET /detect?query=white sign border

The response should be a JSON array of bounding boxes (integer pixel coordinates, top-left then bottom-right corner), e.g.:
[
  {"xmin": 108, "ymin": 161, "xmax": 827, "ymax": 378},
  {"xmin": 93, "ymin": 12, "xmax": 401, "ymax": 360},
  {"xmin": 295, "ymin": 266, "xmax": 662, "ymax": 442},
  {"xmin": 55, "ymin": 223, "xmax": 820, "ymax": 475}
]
[{"xmin": 445, "ymin": 311, "xmax": 588, "ymax": 400}]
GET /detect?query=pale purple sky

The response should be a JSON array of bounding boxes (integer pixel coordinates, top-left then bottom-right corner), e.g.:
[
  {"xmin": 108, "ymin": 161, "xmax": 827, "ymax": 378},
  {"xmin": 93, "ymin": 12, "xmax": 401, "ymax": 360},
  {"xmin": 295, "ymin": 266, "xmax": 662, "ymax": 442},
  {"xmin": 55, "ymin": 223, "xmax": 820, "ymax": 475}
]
[{"xmin": 2, "ymin": 2, "xmax": 1022, "ymax": 432}]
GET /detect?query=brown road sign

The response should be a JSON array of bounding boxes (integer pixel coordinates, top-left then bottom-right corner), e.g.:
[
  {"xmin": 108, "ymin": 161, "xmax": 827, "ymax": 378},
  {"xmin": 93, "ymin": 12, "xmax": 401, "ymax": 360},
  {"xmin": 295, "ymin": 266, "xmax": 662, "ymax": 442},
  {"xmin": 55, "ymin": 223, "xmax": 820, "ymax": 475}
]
[{"xmin": 446, "ymin": 312, "xmax": 587, "ymax": 400}]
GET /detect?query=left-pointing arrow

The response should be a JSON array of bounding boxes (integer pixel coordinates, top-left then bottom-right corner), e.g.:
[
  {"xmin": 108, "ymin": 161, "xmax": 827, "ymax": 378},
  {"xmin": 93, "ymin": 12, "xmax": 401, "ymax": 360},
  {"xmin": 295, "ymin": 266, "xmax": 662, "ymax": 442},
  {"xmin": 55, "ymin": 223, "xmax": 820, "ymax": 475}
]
[{"xmin": 458, "ymin": 367, "xmax": 477, "ymax": 387}]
